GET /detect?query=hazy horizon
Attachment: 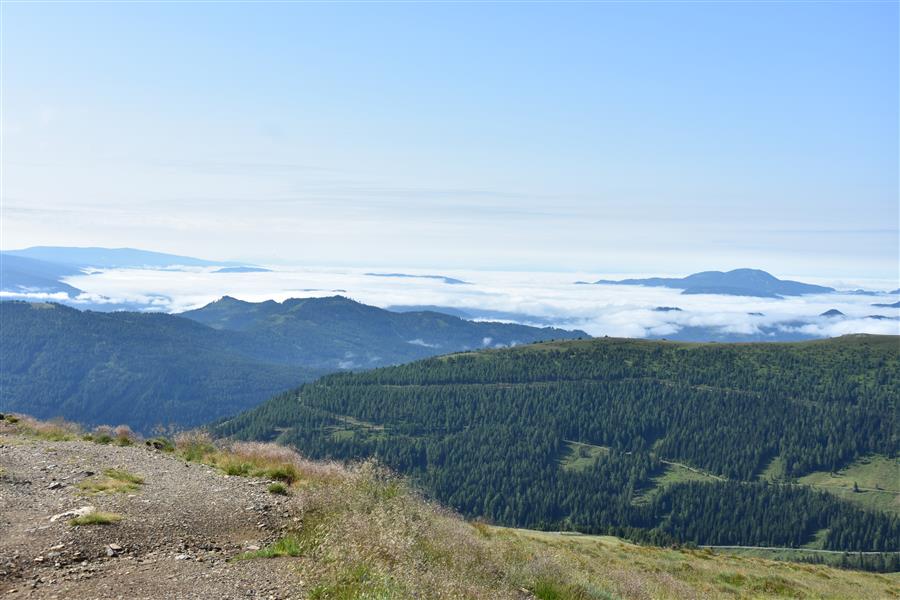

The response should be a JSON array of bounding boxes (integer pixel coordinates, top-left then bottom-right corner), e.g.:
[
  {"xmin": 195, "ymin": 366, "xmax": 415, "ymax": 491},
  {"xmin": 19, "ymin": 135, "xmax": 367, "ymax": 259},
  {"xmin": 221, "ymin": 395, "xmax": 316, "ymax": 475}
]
[
  {"xmin": 3, "ymin": 2, "xmax": 898, "ymax": 280},
  {"xmin": 2, "ymin": 253, "xmax": 897, "ymax": 340}
]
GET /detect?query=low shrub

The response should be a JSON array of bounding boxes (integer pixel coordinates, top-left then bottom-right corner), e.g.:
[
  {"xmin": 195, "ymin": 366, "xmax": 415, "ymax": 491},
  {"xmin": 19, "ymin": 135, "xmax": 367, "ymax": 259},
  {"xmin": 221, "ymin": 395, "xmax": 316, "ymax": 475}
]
[
  {"xmin": 146, "ymin": 436, "xmax": 175, "ymax": 452},
  {"xmin": 175, "ymin": 430, "xmax": 216, "ymax": 462},
  {"xmin": 308, "ymin": 563, "xmax": 401, "ymax": 600},
  {"xmin": 265, "ymin": 464, "xmax": 300, "ymax": 484},
  {"xmin": 90, "ymin": 426, "xmax": 115, "ymax": 445},
  {"xmin": 268, "ymin": 482, "xmax": 289, "ymax": 495},
  {"xmin": 238, "ymin": 534, "xmax": 305, "ymax": 559},
  {"xmin": 114, "ymin": 425, "xmax": 138, "ymax": 446}
]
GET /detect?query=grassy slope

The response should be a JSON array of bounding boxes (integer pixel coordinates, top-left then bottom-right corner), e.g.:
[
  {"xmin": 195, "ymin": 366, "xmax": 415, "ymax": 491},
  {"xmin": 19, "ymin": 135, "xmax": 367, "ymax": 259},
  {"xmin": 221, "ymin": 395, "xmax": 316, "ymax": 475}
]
[
  {"xmin": 758, "ymin": 455, "xmax": 787, "ymax": 481},
  {"xmin": 797, "ymin": 456, "xmax": 900, "ymax": 515},
  {"xmin": 761, "ymin": 455, "xmax": 899, "ymax": 515},
  {"xmin": 648, "ymin": 454, "xmax": 899, "ymax": 514},
  {"xmin": 218, "ymin": 333, "xmax": 899, "ymax": 552},
  {"xmin": 632, "ymin": 462, "xmax": 721, "ymax": 505},
  {"xmin": 559, "ymin": 441, "xmax": 610, "ymax": 472},
  {"xmin": 6, "ymin": 414, "xmax": 899, "ymax": 600},
  {"xmin": 490, "ymin": 528, "xmax": 899, "ymax": 600}
]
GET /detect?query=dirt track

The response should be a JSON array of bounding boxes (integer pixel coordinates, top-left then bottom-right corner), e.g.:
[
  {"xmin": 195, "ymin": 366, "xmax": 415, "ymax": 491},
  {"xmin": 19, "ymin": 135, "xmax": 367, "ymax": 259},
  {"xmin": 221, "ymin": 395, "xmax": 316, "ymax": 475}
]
[{"xmin": 0, "ymin": 431, "xmax": 303, "ymax": 599}]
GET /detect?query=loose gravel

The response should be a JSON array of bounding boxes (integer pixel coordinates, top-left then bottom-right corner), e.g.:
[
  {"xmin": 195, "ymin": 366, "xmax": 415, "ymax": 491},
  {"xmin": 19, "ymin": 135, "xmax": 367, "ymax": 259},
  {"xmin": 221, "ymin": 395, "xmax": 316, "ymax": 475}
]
[{"xmin": 0, "ymin": 430, "xmax": 304, "ymax": 599}]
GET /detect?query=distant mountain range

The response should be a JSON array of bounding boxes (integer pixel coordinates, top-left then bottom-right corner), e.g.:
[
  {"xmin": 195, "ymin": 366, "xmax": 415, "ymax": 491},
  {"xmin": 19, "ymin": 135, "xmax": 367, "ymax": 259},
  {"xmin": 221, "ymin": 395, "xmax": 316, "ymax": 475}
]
[
  {"xmin": 0, "ymin": 255, "xmax": 84, "ymax": 297},
  {"xmin": 3, "ymin": 247, "xmax": 896, "ymax": 344},
  {"xmin": 3, "ymin": 246, "xmax": 240, "ymax": 269},
  {"xmin": 0, "ymin": 247, "xmax": 261, "ymax": 309},
  {"xmin": 580, "ymin": 268, "xmax": 834, "ymax": 298},
  {"xmin": 0, "ymin": 301, "xmax": 319, "ymax": 432},
  {"xmin": 1, "ymin": 296, "xmax": 584, "ymax": 431},
  {"xmin": 4, "ymin": 247, "xmax": 895, "ymax": 307},
  {"xmin": 181, "ymin": 295, "xmax": 586, "ymax": 369}
]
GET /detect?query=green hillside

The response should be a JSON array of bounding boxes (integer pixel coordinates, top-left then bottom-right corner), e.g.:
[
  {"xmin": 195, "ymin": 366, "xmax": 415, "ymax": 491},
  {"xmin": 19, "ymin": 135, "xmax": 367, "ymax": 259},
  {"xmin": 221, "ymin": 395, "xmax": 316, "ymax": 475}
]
[
  {"xmin": 1, "ymin": 298, "xmax": 583, "ymax": 432},
  {"xmin": 0, "ymin": 301, "xmax": 321, "ymax": 432},
  {"xmin": 795, "ymin": 456, "xmax": 899, "ymax": 515},
  {"xmin": 215, "ymin": 334, "xmax": 900, "ymax": 552},
  {"xmin": 181, "ymin": 295, "xmax": 586, "ymax": 369}
]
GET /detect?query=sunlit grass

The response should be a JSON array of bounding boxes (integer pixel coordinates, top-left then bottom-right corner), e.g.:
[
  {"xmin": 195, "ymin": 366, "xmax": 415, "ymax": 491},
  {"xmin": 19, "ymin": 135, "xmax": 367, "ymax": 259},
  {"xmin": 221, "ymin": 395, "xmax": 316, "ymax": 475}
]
[
  {"xmin": 69, "ymin": 511, "xmax": 122, "ymax": 526},
  {"xmin": 175, "ymin": 433, "xmax": 344, "ymax": 489},
  {"xmin": 268, "ymin": 482, "xmax": 289, "ymax": 495},
  {"xmin": 78, "ymin": 468, "xmax": 144, "ymax": 494}
]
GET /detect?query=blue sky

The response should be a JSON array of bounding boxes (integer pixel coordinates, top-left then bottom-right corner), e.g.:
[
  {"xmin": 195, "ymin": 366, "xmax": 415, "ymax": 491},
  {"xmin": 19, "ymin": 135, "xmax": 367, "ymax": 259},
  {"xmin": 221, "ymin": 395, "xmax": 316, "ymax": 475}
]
[{"xmin": 2, "ymin": 1, "xmax": 897, "ymax": 279}]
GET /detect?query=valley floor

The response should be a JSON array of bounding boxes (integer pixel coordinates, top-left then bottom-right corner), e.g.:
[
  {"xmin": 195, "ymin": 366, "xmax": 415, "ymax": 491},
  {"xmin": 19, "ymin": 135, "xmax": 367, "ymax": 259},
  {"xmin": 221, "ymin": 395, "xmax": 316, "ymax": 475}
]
[{"xmin": 1, "ymin": 421, "xmax": 898, "ymax": 599}]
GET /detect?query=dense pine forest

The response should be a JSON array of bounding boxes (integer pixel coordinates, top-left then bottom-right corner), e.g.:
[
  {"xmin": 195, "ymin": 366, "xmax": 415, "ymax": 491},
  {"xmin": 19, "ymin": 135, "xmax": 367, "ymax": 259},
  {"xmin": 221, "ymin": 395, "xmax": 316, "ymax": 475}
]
[{"xmin": 215, "ymin": 335, "xmax": 900, "ymax": 553}]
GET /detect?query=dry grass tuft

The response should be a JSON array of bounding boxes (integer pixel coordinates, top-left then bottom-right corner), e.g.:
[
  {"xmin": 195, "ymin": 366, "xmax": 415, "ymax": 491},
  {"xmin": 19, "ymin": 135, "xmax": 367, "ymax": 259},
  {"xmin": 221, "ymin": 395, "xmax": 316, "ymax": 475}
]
[
  {"xmin": 12, "ymin": 415, "xmax": 82, "ymax": 441},
  {"xmin": 86, "ymin": 424, "xmax": 141, "ymax": 446},
  {"xmin": 78, "ymin": 468, "xmax": 144, "ymax": 494},
  {"xmin": 69, "ymin": 511, "xmax": 123, "ymax": 526},
  {"xmin": 176, "ymin": 436, "xmax": 346, "ymax": 489},
  {"xmin": 174, "ymin": 430, "xmax": 217, "ymax": 461},
  {"xmin": 113, "ymin": 424, "xmax": 139, "ymax": 445},
  {"xmin": 229, "ymin": 441, "xmax": 346, "ymax": 483}
]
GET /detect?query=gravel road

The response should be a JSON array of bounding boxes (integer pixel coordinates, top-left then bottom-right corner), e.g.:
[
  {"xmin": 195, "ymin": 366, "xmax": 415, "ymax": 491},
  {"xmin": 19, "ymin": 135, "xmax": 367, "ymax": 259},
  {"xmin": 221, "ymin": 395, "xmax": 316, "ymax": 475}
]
[{"xmin": 0, "ymin": 429, "xmax": 304, "ymax": 599}]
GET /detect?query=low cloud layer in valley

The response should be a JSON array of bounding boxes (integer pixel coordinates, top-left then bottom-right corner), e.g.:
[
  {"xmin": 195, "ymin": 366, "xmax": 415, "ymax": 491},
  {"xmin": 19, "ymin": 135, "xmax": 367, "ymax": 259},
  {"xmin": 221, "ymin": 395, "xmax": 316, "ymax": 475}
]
[{"xmin": 2, "ymin": 265, "xmax": 896, "ymax": 342}]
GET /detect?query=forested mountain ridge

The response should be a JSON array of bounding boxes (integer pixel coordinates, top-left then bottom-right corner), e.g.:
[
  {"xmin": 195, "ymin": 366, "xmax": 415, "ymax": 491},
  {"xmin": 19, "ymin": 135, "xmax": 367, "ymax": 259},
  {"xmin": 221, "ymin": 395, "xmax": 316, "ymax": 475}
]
[
  {"xmin": 0, "ymin": 301, "xmax": 321, "ymax": 431},
  {"xmin": 215, "ymin": 335, "xmax": 900, "ymax": 552},
  {"xmin": 1, "ymin": 298, "xmax": 583, "ymax": 432},
  {"xmin": 181, "ymin": 295, "xmax": 586, "ymax": 368}
]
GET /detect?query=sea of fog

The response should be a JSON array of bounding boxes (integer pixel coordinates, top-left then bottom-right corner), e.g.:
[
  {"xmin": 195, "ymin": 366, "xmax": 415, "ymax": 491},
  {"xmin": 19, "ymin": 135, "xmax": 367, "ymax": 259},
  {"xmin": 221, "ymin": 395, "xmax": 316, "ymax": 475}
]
[{"xmin": 4, "ymin": 265, "xmax": 899, "ymax": 339}]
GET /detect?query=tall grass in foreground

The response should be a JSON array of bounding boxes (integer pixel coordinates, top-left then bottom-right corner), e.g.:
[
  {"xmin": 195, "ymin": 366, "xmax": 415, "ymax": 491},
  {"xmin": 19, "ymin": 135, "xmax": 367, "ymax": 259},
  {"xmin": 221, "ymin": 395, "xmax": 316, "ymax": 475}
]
[
  {"xmin": 257, "ymin": 460, "xmax": 637, "ymax": 600},
  {"xmin": 233, "ymin": 458, "xmax": 899, "ymax": 600}
]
